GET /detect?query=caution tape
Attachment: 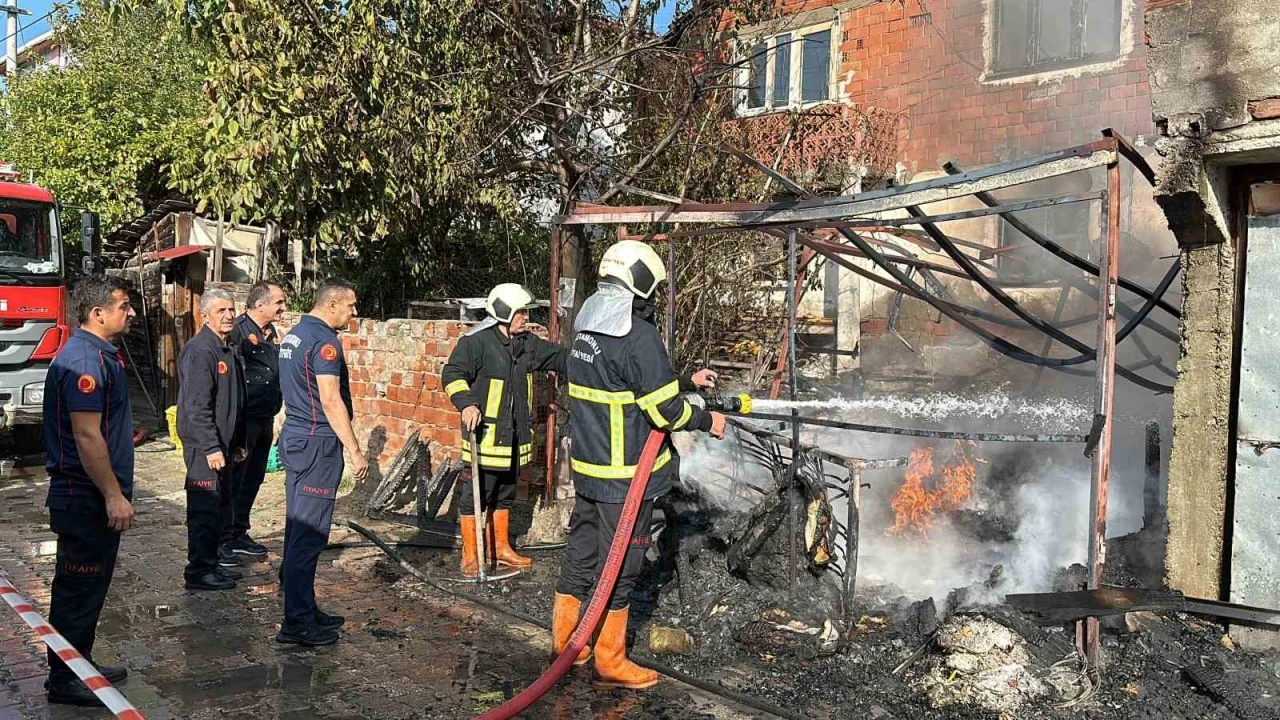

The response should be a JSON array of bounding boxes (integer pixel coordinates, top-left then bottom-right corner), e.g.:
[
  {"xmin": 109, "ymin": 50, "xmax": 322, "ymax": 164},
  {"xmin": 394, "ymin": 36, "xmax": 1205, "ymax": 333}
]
[{"xmin": 0, "ymin": 566, "xmax": 145, "ymax": 720}]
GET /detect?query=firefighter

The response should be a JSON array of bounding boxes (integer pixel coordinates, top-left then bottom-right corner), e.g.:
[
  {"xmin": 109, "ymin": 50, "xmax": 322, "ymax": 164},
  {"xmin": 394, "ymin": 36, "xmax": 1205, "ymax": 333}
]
[
  {"xmin": 442, "ymin": 283, "xmax": 566, "ymax": 576},
  {"xmin": 222, "ymin": 280, "xmax": 286, "ymax": 561},
  {"xmin": 552, "ymin": 241, "xmax": 726, "ymax": 689},
  {"xmin": 178, "ymin": 288, "xmax": 246, "ymax": 591},
  {"xmin": 42, "ymin": 276, "xmax": 135, "ymax": 707},
  {"xmin": 277, "ymin": 277, "xmax": 366, "ymax": 647}
]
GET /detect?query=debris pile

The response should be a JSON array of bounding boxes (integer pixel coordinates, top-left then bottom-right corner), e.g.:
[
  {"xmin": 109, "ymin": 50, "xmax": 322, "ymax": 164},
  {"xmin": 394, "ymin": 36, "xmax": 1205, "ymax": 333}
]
[{"xmin": 919, "ymin": 615, "xmax": 1050, "ymax": 714}]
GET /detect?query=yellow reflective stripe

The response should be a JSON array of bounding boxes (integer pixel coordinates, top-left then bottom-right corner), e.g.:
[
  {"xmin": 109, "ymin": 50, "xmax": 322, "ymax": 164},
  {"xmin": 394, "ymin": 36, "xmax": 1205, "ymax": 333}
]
[
  {"xmin": 571, "ymin": 450, "xmax": 672, "ymax": 479},
  {"xmin": 462, "ymin": 442, "xmax": 533, "ymax": 459},
  {"xmin": 672, "ymin": 402, "xmax": 693, "ymax": 430},
  {"xmin": 636, "ymin": 380, "xmax": 679, "ymax": 410},
  {"xmin": 446, "ymin": 379, "xmax": 470, "ymax": 397},
  {"xmin": 527, "ymin": 374, "xmax": 534, "ymax": 415},
  {"xmin": 644, "ymin": 404, "xmax": 671, "ymax": 430},
  {"xmin": 568, "ymin": 383, "xmax": 635, "ymax": 404},
  {"xmin": 485, "ymin": 379, "xmax": 505, "ymax": 419},
  {"xmin": 610, "ymin": 405, "xmax": 625, "ymax": 467}
]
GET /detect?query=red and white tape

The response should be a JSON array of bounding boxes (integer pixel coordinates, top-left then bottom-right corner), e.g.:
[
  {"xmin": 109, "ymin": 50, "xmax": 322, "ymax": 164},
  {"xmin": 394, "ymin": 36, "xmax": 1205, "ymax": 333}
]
[{"xmin": 0, "ymin": 567, "xmax": 145, "ymax": 719}]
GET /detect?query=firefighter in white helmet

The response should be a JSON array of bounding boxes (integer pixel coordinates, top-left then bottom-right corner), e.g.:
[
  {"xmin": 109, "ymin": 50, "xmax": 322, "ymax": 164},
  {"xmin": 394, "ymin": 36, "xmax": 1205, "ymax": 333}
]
[
  {"xmin": 442, "ymin": 283, "xmax": 566, "ymax": 576},
  {"xmin": 551, "ymin": 241, "xmax": 726, "ymax": 689}
]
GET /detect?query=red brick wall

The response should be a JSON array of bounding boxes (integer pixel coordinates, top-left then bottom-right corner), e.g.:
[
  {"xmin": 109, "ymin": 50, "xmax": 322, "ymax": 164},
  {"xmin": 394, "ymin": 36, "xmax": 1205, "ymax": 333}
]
[
  {"xmin": 278, "ymin": 314, "xmax": 553, "ymax": 494},
  {"xmin": 842, "ymin": 0, "xmax": 1155, "ymax": 171}
]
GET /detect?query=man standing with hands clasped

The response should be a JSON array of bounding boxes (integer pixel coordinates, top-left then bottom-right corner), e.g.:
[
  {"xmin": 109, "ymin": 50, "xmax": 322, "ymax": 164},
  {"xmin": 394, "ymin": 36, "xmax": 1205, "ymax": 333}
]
[
  {"xmin": 276, "ymin": 278, "xmax": 367, "ymax": 647},
  {"xmin": 178, "ymin": 288, "xmax": 246, "ymax": 591},
  {"xmin": 41, "ymin": 275, "xmax": 136, "ymax": 707}
]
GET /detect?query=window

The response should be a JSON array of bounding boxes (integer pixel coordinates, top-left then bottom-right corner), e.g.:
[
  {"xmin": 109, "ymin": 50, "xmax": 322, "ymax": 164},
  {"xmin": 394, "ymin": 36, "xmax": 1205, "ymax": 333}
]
[
  {"xmin": 739, "ymin": 24, "xmax": 835, "ymax": 114},
  {"xmin": 991, "ymin": 0, "xmax": 1122, "ymax": 76}
]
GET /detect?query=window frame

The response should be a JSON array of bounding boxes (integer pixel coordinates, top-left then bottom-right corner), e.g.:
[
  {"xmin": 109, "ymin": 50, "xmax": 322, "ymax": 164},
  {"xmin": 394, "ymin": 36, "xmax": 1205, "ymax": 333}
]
[
  {"xmin": 988, "ymin": 0, "xmax": 1124, "ymax": 81},
  {"xmin": 736, "ymin": 19, "xmax": 839, "ymax": 117}
]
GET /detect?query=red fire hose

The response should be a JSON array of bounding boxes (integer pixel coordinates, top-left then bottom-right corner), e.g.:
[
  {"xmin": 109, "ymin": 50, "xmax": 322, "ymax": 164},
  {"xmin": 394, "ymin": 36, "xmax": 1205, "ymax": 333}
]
[{"xmin": 475, "ymin": 429, "xmax": 666, "ymax": 720}]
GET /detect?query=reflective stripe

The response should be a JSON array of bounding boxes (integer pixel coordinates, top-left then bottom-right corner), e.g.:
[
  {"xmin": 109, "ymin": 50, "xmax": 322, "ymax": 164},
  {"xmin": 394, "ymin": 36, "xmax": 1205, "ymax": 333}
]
[
  {"xmin": 672, "ymin": 402, "xmax": 693, "ymax": 430},
  {"xmin": 644, "ymin": 404, "xmax": 671, "ymax": 429},
  {"xmin": 527, "ymin": 375, "xmax": 534, "ymax": 415},
  {"xmin": 462, "ymin": 442, "xmax": 534, "ymax": 468},
  {"xmin": 461, "ymin": 439, "xmax": 533, "ymax": 458},
  {"xmin": 571, "ymin": 449, "xmax": 672, "ymax": 479},
  {"xmin": 610, "ymin": 405, "xmax": 625, "ymax": 467},
  {"xmin": 485, "ymin": 379, "xmax": 505, "ymax": 418},
  {"xmin": 446, "ymin": 379, "xmax": 470, "ymax": 397},
  {"xmin": 636, "ymin": 380, "xmax": 679, "ymax": 410},
  {"xmin": 568, "ymin": 383, "xmax": 635, "ymax": 405}
]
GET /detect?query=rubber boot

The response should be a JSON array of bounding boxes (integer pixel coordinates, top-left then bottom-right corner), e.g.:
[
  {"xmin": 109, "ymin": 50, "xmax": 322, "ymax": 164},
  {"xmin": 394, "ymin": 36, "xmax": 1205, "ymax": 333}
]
[
  {"xmin": 550, "ymin": 593, "xmax": 592, "ymax": 667},
  {"xmin": 491, "ymin": 509, "xmax": 533, "ymax": 569},
  {"xmin": 459, "ymin": 515, "xmax": 479, "ymax": 577},
  {"xmin": 592, "ymin": 606, "xmax": 657, "ymax": 690}
]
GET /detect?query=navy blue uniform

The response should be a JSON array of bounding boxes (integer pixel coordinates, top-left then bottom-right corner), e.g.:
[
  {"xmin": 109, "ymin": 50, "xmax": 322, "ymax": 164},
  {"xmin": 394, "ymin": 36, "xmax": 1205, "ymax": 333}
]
[
  {"xmin": 278, "ymin": 315, "xmax": 350, "ymax": 630},
  {"xmin": 224, "ymin": 313, "xmax": 282, "ymax": 545},
  {"xmin": 42, "ymin": 329, "xmax": 133, "ymax": 684},
  {"xmin": 177, "ymin": 325, "xmax": 246, "ymax": 581}
]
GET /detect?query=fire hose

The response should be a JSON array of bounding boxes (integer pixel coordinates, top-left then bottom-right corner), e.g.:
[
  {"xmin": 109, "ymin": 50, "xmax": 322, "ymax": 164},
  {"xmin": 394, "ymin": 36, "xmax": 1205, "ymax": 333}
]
[{"xmin": 473, "ymin": 429, "xmax": 666, "ymax": 720}]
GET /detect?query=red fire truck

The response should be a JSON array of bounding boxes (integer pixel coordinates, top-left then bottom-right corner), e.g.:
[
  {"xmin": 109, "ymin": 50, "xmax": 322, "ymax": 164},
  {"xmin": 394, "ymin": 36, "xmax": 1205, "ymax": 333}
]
[{"xmin": 0, "ymin": 163, "xmax": 100, "ymax": 449}]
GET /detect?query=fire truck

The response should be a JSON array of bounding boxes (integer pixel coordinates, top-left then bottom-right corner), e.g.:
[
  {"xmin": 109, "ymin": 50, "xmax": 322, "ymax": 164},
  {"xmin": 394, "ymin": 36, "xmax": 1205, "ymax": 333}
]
[{"xmin": 0, "ymin": 163, "xmax": 100, "ymax": 449}]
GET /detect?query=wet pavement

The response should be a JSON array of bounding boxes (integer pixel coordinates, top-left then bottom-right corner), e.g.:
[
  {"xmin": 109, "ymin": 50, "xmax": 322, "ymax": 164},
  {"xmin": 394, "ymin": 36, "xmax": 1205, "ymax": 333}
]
[{"xmin": 0, "ymin": 444, "xmax": 762, "ymax": 720}]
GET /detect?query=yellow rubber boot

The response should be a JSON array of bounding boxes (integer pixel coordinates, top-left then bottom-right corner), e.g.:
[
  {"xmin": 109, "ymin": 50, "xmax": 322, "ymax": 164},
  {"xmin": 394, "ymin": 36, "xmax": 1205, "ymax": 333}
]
[
  {"xmin": 459, "ymin": 515, "xmax": 478, "ymax": 577},
  {"xmin": 491, "ymin": 509, "xmax": 533, "ymax": 569},
  {"xmin": 592, "ymin": 606, "xmax": 657, "ymax": 690}
]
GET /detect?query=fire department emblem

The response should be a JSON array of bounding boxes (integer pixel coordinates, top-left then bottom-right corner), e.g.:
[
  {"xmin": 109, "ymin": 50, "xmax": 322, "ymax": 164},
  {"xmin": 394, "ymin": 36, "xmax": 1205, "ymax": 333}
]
[
  {"xmin": 76, "ymin": 375, "xmax": 96, "ymax": 394},
  {"xmin": 217, "ymin": 360, "xmax": 228, "ymax": 375},
  {"xmin": 248, "ymin": 333, "xmax": 259, "ymax": 346},
  {"xmin": 320, "ymin": 344, "xmax": 338, "ymax": 361}
]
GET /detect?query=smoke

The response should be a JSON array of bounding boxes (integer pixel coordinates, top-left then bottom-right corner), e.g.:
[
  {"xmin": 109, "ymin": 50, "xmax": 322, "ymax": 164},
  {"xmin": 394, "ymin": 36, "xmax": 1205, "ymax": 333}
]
[{"xmin": 678, "ymin": 390, "xmax": 1154, "ymax": 607}]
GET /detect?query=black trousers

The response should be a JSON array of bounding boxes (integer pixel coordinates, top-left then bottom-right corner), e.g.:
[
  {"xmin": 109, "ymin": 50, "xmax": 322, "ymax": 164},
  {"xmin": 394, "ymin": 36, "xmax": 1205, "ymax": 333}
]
[
  {"xmin": 456, "ymin": 467, "xmax": 518, "ymax": 516},
  {"xmin": 47, "ymin": 507, "xmax": 122, "ymax": 684},
  {"xmin": 555, "ymin": 495, "xmax": 655, "ymax": 611},
  {"xmin": 184, "ymin": 447, "xmax": 231, "ymax": 580},
  {"xmin": 223, "ymin": 418, "xmax": 273, "ymax": 543}
]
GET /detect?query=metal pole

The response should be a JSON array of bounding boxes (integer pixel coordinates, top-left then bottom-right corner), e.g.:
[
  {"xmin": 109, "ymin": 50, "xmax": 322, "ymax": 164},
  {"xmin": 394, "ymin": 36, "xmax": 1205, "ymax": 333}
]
[
  {"xmin": 787, "ymin": 229, "xmax": 799, "ymax": 595},
  {"xmin": 842, "ymin": 468, "xmax": 861, "ymax": 629},
  {"xmin": 544, "ymin": 226, "xmax": 561, "ymax": 504},
  {"xmin": 667, "ymin": 238, "xmax": 677, "ymax": 355},
  {"xmin": 4, "ymin": 0, "xmax": 17, "ymax": 79},
  {"xmin": 1085, "ymin": 161, "xmax": 1122, "ymax": 667}
]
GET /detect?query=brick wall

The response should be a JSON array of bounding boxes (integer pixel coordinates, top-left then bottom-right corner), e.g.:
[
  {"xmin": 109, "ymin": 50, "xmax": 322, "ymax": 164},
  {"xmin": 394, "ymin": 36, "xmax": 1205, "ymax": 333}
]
[{"xmin": 279, "ymin": 314, "xmax": 553, "ymax": 496}]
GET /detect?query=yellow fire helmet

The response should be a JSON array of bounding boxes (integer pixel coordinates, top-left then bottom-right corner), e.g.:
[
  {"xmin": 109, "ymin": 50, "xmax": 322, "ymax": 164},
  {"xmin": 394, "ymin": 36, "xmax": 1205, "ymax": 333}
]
[{"xmin": 598, "ymin": 240, "xmax": 667, "ymax": 299}]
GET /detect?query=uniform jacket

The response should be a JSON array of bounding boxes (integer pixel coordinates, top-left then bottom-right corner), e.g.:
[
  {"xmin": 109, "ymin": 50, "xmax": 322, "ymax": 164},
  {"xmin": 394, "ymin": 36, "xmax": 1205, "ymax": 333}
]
[
  {"xmin": 567, "ymin": 307, "xmax": 711, "ymax": 503},
  {"xmin": 177, "ymin": 325, "xmax": 246, "ymax": 475},
  {"xmin": 228, "ymin": 313, "xmax": 282, "ymax": 420},
  {"xmin": 442, "ymin": 324, "xmax": 566, "ymax": 470}
]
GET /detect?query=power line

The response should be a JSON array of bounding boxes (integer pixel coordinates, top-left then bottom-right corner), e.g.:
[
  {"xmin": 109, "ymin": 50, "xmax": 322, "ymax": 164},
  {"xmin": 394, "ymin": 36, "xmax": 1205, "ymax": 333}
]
[{"xmin": 1, "ymin": 9, "xmax": 57, "ymax": 49}]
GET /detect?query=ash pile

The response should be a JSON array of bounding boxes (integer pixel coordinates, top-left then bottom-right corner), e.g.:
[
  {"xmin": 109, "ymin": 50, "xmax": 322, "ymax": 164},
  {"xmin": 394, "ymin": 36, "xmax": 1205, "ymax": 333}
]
[{"xmin": 612, "ymin": 423, "xmax": 1280, "ymax": 720}]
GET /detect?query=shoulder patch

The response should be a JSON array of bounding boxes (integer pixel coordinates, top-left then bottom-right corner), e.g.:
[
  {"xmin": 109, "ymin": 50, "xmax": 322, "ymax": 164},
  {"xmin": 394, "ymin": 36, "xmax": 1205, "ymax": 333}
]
[
  {"xmin": 217, "ymin": 360, "xmax": 228, "ymax": 375},
  {"xmin": 77, "ymin": 374, "xmax": 97, "ymax": 394},
  {"xmin": 320, "ymin": 344, "xmax": 338, "ymax": 361},
  {"xmin": 248, "ymin": 333, "xmax": 259, "ymax": 346}
]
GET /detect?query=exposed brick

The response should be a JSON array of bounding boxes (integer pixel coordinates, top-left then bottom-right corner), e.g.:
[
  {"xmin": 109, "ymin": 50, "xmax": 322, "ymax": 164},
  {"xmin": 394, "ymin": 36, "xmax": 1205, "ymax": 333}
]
[{"xmin": 1249, "ymin": 97, "xmax": 1280, "ymax": 120}]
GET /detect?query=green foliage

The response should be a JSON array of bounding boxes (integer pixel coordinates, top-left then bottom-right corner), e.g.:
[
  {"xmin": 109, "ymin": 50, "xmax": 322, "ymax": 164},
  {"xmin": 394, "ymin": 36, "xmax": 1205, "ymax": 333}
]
[
  {"xmin": 0, "ymin": 1, "xmax": 206, "ymax": 230},
  {"xmin": 167, "ymin": 0, "xmax": 518, "ymax": 248}
]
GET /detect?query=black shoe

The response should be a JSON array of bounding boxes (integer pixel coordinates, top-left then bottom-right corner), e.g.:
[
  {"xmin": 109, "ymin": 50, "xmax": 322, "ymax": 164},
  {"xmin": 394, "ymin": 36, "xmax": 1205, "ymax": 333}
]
[
  {"xmin": 185, "ymin": 572, "xmax": 237, "ymax": 591},
  {"xmin": 217, "ymin": 545, "xmax": 241, "ymax": 567},
  {"xmin": 215, "ymin": 566, "xmax": 243, "ymax": 581},
  {"xmin": 94, "ymin": 663, "xmax": 128, "ymax": 684},
  {"xmin": 229, "ymin": 535, "xmax": 269, "ymax": 557},
  {"xmin": 275, "ymin": 624, "xmax": 340, "ymax": 647},
  {"xmin": 315, "ymin": 609, "xmax": 345, "ymax": 628},
  {"xmin": 48, "ymin": 677, "xmax": 105, "ymax": 707}
]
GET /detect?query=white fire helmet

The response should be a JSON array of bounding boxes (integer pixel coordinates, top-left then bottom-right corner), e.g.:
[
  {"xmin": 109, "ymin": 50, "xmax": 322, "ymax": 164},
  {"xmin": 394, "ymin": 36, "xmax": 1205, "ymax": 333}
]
[
  {"xmin": 598, "ymin": 240, "xmax": 667, "ymax": 299},
  {"xmin": 486, "ymin": 283, "xmax": 536, "ymax": 323}
]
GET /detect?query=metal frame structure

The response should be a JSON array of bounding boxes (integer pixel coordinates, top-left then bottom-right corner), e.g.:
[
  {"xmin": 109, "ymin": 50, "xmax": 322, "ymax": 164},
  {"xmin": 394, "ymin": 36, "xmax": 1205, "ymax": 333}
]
[{"xmin": 544, "ymin": 130, "xmax": 1173, "ymax": 666}]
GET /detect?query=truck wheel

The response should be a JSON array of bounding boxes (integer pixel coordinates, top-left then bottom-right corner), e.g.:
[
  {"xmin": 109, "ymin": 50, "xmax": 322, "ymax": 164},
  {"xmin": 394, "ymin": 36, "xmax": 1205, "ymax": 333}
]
[{"xmin": 10, "ymin": 425, "xmax": 43, "ymax": 453}]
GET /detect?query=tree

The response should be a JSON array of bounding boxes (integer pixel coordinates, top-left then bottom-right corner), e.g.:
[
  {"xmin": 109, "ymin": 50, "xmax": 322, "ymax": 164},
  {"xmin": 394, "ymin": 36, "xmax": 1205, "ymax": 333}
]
[{"xmin": 0, "ymin": 0, "xmax": 206, "ymax": 230}]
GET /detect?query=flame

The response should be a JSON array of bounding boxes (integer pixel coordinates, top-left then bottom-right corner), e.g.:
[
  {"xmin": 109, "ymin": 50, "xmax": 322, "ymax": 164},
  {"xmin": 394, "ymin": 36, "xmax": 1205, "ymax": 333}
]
[{"xmin": 887, "ymin": 443, "xmax": 977, "ymax": 537}]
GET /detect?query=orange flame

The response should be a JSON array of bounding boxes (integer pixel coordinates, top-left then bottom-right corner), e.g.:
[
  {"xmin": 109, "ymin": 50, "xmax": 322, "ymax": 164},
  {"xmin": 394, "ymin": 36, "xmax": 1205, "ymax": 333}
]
[{"xmin": 887, "ymin": 443, "xmax": 976, "ymax": 537}]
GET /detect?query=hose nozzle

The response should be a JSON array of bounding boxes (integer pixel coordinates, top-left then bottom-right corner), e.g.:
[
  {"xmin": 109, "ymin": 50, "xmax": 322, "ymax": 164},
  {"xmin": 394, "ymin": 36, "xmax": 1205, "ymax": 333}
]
[{"xmin": 702, "ymin": 391, "xmax": 753, "ymax": 415}]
